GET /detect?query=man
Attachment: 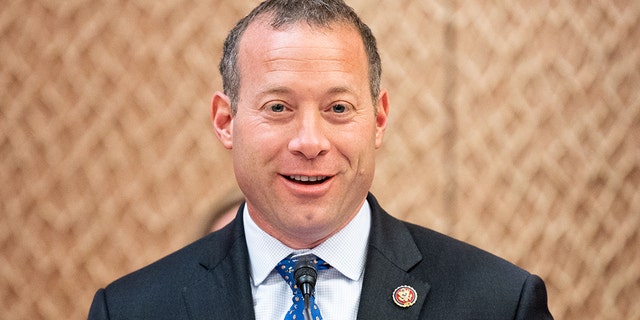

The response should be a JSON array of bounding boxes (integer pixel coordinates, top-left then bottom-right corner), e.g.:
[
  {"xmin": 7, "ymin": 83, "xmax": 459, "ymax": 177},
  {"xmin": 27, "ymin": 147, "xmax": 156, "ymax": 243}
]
[{"xmin": 88, "ymin": 0, "xmax": 554, "ymax": 319}]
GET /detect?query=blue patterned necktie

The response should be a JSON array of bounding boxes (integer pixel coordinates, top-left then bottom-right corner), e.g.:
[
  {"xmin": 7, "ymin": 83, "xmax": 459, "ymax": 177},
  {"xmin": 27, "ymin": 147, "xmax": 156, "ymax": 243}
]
[{"xmin": 275, "ymin": 255, "xmax": 330, "ymax": 320}]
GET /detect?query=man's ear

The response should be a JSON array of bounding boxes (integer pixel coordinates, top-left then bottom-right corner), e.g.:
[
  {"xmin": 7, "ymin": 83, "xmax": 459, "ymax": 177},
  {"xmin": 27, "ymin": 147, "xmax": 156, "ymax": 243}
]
[
  {"xmin": 211, "ymin": 92, "xmax": 233, "ymax": 149},
  {"xmin": 375, "ymin": 89, "xmax": 389, "ymax": 148}
]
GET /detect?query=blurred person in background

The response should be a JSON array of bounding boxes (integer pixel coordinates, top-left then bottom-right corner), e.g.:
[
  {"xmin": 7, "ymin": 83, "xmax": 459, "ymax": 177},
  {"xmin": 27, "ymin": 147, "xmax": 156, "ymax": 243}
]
[{"xmin": 200, "ymin": 188, "xmax": 244, "ymax": 234}]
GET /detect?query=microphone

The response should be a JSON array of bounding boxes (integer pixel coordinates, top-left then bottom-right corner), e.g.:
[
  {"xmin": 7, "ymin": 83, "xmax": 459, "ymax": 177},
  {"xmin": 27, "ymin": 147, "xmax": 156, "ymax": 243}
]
[{"xmin": 294, "ymin": 256, "xmax": 318, "ymax": 311}]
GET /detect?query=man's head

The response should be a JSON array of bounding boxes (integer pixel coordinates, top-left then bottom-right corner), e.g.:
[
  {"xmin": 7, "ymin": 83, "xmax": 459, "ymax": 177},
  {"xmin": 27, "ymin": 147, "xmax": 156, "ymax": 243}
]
[
  {"xmin": 211, "ymin": 0, "xmax": 388, "ymax": 248},
  {"xmin": 219, "ymin": 0, "xmax": 382, "ymax": 114}
]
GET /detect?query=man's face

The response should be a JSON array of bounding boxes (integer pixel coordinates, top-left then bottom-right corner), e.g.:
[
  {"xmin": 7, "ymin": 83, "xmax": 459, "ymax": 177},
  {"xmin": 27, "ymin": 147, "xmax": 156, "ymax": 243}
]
[{"xmin": 212, "ymin": 19, "xmax": 388, "ymax": 248}]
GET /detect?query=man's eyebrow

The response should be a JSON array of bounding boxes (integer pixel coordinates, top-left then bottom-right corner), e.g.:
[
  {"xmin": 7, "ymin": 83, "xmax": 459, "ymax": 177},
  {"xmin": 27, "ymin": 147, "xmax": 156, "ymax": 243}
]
[
  {"xmin": 327, "ymin": 86, "xmax": 355, "ymax": 95},
  {"xmin": 262, "ymin": 86, "xmax": 291, "ymax": 95},
  {"xmin": 256, "ymin": 86, "xmax": 293, "ymax": 99},
  {"xmin": 259, "ymin": 86, "xmax": 356, "ymax": 97}
]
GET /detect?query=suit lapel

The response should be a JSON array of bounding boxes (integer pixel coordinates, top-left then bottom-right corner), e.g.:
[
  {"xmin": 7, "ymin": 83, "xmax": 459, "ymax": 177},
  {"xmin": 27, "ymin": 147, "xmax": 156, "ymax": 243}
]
[
  {"xmin": 357, "ymin": 194, "xmax": 431, "ymax": 320},
  {"xmin": 182, "ymin": 205, "xmax": 256, "ymax": 319}
]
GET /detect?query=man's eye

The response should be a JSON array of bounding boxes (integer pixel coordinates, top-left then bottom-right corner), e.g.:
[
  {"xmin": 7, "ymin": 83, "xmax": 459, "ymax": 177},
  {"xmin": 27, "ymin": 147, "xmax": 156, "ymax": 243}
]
[
  {"xmin": 332, "ymin": 104, "xmax": 347, "ymax": 113},
  {"xmin": 270, "ymin": 104, "xmax": 286, "ymax": 112}
]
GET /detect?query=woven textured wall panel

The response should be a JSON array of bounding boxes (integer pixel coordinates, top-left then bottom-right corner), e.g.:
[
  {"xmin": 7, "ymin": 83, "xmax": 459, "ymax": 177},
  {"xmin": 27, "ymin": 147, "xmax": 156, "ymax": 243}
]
[{"xmin": 1, "ymin": 0, "xmax": 638, "ymax": 319}]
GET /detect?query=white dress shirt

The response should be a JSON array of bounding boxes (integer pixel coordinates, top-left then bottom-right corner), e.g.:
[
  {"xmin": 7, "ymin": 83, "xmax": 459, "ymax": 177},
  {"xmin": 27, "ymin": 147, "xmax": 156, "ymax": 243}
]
[{"xmin": 244, "ymin": 200, "xmax": 371, "ymax": 320}]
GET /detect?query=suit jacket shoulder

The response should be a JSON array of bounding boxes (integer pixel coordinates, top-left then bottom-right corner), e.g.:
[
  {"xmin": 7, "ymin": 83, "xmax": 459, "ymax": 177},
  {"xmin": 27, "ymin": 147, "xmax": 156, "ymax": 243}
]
[
  {"xmin": 358, "ymin": 193, "xmax": 553, "ymax": 320},
  {"xmin": 88, "ymin": 205, "xmax": 256, "ymax": 320}
]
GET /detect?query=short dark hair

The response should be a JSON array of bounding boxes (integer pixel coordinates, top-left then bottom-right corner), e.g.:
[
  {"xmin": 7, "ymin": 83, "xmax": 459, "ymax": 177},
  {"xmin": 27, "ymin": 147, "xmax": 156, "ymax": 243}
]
[{"xmin": 219, "ymin": 0, "xmax": 382, "ymax": 114}]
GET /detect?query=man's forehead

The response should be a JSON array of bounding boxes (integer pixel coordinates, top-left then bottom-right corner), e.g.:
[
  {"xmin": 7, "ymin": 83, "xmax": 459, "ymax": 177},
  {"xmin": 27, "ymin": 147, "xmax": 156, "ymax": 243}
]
[
  {"xmin": 238, "ymin": 24, "xmax": 366, "ymax": 78},
  {"xmin": 239, "ymin": 18, "xmax": 363, "ymax": 56}
]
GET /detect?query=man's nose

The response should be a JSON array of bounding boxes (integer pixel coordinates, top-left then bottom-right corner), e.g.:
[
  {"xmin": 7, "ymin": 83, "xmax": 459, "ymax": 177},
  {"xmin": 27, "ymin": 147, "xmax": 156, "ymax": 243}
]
[{"xmin": 288, "ymin": 112, "xmax": 330, "ymax": 159}]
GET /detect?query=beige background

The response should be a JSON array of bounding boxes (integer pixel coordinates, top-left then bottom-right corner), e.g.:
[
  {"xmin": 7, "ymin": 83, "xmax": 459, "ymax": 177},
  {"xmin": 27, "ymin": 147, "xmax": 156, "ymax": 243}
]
[{"xmin": 2, "ymin": 0, "xmax": 639, "ymax": 319}]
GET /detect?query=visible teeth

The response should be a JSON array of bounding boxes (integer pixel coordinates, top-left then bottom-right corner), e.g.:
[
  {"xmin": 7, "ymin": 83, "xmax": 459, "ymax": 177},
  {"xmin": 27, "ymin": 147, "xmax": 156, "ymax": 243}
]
[{"xmin": 289, "ymin": 175, "xmax": 327, "ymax": 182}]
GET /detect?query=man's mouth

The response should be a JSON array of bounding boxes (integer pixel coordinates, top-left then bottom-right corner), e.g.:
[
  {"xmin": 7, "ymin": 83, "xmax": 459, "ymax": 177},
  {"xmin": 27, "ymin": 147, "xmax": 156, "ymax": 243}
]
[{"xmin": 286, "ymin": 175, "xmax": 330, "ymax": 185}]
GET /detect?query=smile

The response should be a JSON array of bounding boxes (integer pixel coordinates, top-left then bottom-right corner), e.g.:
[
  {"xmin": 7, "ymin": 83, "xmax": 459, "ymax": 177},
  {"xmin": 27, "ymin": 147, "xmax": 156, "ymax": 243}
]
[{"xmin": 286, "ymin": 175, "xmax": 330, "ymax": 184}]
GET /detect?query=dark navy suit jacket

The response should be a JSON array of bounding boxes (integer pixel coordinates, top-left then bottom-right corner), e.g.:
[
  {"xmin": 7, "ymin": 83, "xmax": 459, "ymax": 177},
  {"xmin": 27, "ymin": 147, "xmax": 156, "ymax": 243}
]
[{"xmin": 88, "ymin": 194, "xmax": 553, "ymax": 319}]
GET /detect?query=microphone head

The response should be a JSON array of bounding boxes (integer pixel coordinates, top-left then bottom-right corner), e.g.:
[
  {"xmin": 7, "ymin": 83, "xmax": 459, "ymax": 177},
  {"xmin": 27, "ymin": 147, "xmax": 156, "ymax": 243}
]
[
  {"xmin": 294, "ymin": 256, "xmax": 318, "ymax": 309},
  {"xmin": 294, "ymin": 257, "xmax": 317, "ymax": 286}
]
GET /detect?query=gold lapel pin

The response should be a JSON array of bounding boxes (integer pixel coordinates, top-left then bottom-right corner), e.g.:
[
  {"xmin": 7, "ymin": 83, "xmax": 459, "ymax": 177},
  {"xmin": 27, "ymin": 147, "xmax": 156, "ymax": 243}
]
[{"xmin": 392, "ymin": 285, "xmax": 417, "ymax": 308}]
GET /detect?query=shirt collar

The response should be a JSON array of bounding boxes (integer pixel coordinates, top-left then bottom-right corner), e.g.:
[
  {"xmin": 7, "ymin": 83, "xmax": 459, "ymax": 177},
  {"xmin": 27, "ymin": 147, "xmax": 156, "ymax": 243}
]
[{"xmin": 244, "ymin": 200, "xmax": 371, "ymax": 286}]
